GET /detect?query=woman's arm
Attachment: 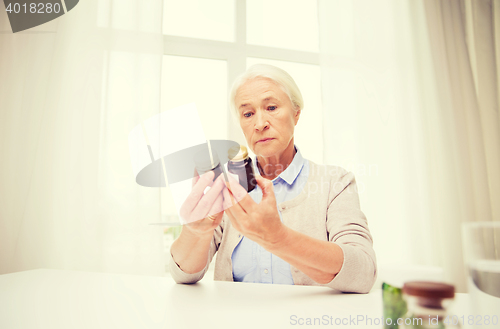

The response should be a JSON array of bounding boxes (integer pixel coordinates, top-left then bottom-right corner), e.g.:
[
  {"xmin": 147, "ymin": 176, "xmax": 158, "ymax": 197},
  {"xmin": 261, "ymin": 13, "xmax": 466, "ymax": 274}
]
[
  {"xmin": 168, "ymin": 172, "xmax": 225, "ymax": 283},
  {"xmin": 263, "ymin": 227, "xmax": 344, "ymax": 284},
  {"xmin": 223, "ymin": 172, "xmax": 376, "ymax": 292},
  {"xmin": 324, "ymin": 171, "xmax": 377, "ymax": 293},
  {"xmin": 170, "ymin": 228, "xmax": 215, "ymax": 274},
  {"xmin": 223, "ymin": 175, "xmax": 342, "ymax": 283},
  {"xmin": 168, "ymin": 222, "xmax": 223, "ymax": 284}
]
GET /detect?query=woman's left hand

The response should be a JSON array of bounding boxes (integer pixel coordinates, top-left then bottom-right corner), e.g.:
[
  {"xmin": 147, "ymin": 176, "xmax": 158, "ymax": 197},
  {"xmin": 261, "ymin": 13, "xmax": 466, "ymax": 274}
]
[
  {"xmin": 222, "ymin": 175, "xmax": 287, "ymax": 249},
  {"xmin": 223, "ymin": 173, "xmax": 344, "ymax": 286}
]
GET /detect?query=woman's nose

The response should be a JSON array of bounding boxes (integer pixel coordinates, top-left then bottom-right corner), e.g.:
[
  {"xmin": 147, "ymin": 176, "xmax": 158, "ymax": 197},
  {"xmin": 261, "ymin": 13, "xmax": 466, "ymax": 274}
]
[{"xmin": 254, "ymin": 111, "xmax": 269, "ymax": 131}]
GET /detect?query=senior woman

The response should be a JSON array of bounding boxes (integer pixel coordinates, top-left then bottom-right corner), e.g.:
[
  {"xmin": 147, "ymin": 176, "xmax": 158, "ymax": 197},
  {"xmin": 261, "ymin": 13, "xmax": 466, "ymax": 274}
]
[{"xmin": 169, "ymin": 64, "xmax": 376, "ymax": 293}]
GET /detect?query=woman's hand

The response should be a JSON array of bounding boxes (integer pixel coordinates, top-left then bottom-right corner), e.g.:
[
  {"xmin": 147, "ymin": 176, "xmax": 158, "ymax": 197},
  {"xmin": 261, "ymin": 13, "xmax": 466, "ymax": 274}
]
[
  {"xmin": 222, "ymin": 175, "xmax": 287, "ymax": 248},
  {"xmin": 222, "ymin": 173, "xmax": 344, "ymax": 285},
  {"xmin": 170, "ymin": 170, "xmax": 225, "ymax": 275},
  {"xmin": 180, "ymin": 170, "xmax": 225, "ymax": 237}
]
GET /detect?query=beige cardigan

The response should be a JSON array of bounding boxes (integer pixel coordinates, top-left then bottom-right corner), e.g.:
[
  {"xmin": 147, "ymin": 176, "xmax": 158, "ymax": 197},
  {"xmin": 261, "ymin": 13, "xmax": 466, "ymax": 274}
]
[{"xmin": 168, "ymin": 161, "xmax": 377, "ymax": 293}]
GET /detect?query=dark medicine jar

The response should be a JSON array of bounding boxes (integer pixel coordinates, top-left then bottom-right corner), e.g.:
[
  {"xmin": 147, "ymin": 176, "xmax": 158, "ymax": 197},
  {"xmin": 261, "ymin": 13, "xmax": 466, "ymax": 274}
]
[
  {"xmin": 401, "ymin": 281, "xmax": 459, "ymax": 329},
  {"xmin": 194, "ymin": 151, "xmax": 222, "ymax": 183},
  {"xmin": 227, "ymin": 145, "xmax": 256, "ymax": 192}
]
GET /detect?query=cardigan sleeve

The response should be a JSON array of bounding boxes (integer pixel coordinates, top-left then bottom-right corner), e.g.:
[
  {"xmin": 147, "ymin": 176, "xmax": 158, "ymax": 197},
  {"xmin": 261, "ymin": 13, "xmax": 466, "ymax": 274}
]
[
  {"xmin": 324, "ymin": 170, "xmax": 377, "ymax": 293},
  {"xmin": 167, "ymin": 222, "xmax": 223, "ymax": 284}
]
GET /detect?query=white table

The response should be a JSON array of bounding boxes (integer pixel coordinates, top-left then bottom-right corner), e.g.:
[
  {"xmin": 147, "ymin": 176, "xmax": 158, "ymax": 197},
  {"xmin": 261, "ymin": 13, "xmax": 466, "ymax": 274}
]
[{"xmin": 0, "ymin": 269, "xmax": 471, "ymax": 329}]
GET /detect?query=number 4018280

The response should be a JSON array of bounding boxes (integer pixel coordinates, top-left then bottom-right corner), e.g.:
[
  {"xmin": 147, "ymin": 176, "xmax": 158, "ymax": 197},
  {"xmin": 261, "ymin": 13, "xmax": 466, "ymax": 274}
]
[
  {"xmin": 5, "ymin": 2, "xmax": 61, "ymax": 14},
  {"xmin": 443, "ymin": 315, "xmax": 499, "ymax": 326}
]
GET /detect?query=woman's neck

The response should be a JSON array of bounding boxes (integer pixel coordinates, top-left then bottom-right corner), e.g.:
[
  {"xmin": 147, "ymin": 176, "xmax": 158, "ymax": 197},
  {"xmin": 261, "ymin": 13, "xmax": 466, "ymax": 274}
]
[{"xmin": 257, "ymin": 142, "xmax": 296, "ymax": 180}]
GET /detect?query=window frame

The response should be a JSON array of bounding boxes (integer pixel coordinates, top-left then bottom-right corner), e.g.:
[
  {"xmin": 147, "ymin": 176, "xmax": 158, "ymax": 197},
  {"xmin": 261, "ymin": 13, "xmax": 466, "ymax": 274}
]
[
  {"xmin": 162, "ymin": 0, "xmax": 320, "ymax": 141},
  {"xmin": 160, "ymin": 0, "xmax": 322, "ymax": 224}
]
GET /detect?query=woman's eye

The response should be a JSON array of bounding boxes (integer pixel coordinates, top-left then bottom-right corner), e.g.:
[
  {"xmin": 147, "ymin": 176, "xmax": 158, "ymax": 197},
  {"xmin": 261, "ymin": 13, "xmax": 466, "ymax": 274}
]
[
  {"xmin": 243, "ymin": 112, "xmax": 253, "ymax": 118},
  {"xmin": 267, "ymin": 106, "xmax": 277, "ymax": 111}
]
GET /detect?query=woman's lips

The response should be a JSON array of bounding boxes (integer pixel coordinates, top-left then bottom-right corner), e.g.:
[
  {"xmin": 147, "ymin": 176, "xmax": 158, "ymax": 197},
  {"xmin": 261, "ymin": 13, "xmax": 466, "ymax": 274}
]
[{"xmin": 257, "ymin": 138, "xmax": 274, "ymax": 143}]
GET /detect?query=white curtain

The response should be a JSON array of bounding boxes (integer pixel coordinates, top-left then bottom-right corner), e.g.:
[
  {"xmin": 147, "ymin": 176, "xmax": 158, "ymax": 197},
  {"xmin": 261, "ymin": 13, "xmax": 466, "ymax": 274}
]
[
  {"xmin": 318, "ymin": 0, "xmax": 499, "ymax": 292},
  {"xmin": 0, "ymin": 0, "xmax": 166, "ymax": 275}
]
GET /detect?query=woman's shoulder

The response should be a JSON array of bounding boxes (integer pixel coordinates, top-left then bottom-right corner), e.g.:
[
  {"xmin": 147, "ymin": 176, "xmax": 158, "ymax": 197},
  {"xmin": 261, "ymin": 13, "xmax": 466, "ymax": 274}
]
[
  {"xmin": 306, "ymin": 160, "xmax": 351, "ymax": 181},
  {"xmin": 304, "ymin": 160, "xmax": 358, "ymax": 202}
]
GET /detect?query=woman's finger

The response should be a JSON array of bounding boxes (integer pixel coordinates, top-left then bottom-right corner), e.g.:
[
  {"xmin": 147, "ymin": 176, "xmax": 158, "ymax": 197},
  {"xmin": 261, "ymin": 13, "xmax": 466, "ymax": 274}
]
[
  {"xmin": 222, "ymin": 194, "xmax": 239, "ymax": 229},
  {"xmin": 207, "ymin": 188, "xmax": 224, "ymax": 217},
  {"xmin": 222, "ymin": 185, "xmax": 235, "ymax": 210},
  {"xmin": 222, "ymin": 185, "xmax": 247, "ymax": 220},
  {"xmin": 180, "ymin": 170, "xmax": 214, "ymax": 215},
  {"xmin": 224, "ymin": 174, "xmax": 248, "ymax": 204},
  {"xmin": 191, "ymin": 168, "xmax": 200, "ymax": 188},
  {"xmin": 224, "ymin": 174, "xmax": 257, "ymax": 213},
  {"xmin": 255, "ymin": 175, "xmax": 276, "ymax": 205},
  {"xmin": 190, "ymin": 175, "xmax": 225, "ymax": 221}
]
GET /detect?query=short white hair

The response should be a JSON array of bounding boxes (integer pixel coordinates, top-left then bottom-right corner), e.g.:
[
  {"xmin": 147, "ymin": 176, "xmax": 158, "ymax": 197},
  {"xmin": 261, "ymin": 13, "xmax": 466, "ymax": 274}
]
[{"xmin": 229, "ymin": 64, "xmax": 304, "ymax": 116}]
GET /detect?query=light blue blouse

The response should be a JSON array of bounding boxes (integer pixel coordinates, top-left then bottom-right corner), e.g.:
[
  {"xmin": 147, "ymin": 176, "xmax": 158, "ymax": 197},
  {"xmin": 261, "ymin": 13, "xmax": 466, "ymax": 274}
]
[{"xmin": 231, "ymin": 146, "xmax": 309, "ymax": 284}]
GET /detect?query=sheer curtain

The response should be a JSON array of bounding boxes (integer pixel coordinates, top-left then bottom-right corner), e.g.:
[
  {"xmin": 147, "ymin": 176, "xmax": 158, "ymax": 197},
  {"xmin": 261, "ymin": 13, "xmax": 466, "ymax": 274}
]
[
  {"xmin": 318, "ymin": 0, "xmax": 499, "ymax": 292},
  {"xmin": 0, "ymin": 0, "xmax": 166, "ymax": 275}
]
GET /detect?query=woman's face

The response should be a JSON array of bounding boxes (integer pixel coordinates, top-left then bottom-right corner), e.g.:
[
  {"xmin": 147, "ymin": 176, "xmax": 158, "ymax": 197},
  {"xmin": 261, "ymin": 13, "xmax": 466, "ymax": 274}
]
[{"xmin": 235, "ymin": 78, "xmax": 300, "ymax": 158}]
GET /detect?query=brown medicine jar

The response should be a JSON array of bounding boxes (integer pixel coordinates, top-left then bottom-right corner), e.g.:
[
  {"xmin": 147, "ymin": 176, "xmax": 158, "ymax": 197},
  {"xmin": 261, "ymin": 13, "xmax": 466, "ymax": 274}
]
[
  {"xmin": 401, "ymin": 281, "xmax": 459, "ymax": 329},
  {"xmin": 194, "ymin": 150, "xmax": 222, "ymax": 183},
  {"xmin": 227, "ymin": 145, "xmax": 256, "ymax": 193}
]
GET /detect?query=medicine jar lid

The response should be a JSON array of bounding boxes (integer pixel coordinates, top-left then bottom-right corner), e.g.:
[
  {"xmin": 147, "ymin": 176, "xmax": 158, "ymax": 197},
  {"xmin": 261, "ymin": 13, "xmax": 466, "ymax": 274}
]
[
  {"xmin": 403, "ymin": 281, "xmax": 455, "ymax": 299},
  {"xmin": 228, "ymin": 145, "xmax": 249, "ymax": 162},
  {"xmin": 194, "ymin": 150, "xmax": 220, "ymax": 172}
]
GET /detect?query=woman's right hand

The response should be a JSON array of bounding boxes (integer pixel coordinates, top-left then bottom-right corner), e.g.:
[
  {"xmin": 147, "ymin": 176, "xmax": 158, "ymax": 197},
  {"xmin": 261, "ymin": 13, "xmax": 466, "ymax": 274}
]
[{"xmin": 179, "ymin": 170, "xmax": 225, "ymax": 237}]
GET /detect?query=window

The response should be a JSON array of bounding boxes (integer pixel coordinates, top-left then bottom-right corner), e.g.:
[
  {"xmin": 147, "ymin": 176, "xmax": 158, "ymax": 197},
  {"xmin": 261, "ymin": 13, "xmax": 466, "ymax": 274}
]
[
  {"xmin": 163, "ymin": 0, "xmax": 235, "ymax": 42},
  {"xmin": 160, "ymin": 0, "xmax": 322, "ymax": 224}
]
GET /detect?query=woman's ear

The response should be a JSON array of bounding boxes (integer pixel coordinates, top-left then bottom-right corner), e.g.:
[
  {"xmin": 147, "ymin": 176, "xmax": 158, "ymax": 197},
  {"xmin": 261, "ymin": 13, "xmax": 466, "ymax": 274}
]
[{"xmin": 294, "ymin": 107, "xmax": 301, "ymax": 125}]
